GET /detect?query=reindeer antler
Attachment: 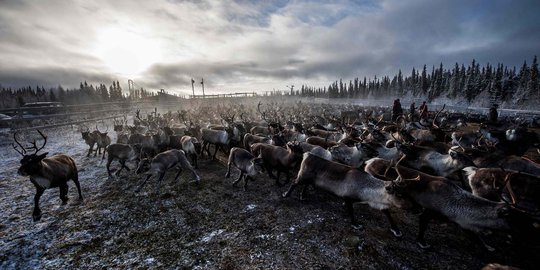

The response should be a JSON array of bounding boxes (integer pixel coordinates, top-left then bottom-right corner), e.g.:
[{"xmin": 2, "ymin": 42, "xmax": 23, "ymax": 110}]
[
  {"xmin": 26, "ymin": 130, "xmax": 47, "ymax": 154},
  {"xmin": 432, "ymin": 104, "xmax": 446, "ymax": 129},
  {"xmin": 12, "ymin": 132, "xmax": 26, "ymax": 156}
]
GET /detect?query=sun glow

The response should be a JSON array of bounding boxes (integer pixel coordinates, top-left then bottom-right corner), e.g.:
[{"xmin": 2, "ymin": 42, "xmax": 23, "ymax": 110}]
[{"xmin": 92, "ymin": 27, "xmax": 162, "ymax": 77}]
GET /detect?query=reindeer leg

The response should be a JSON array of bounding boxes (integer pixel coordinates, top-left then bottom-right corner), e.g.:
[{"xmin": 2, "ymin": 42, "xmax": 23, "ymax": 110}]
[
  {"xmin": 382, "ymin": 209, "xmax": 402, "ymax": 238},
  {"xmin": 275, "ymin": 171, "xmax": 282, "ymax": 186},
  {"xmin": 173, "ymin": 168, "xmax": 183, "ymax": 182},
  {"xmin": 243, "ymin": 175, "xmax": 250, "ymax": 191},
  {"xmin": 282, "ymin": 183, "xmax": 298, "ymax": 198},
  {"xmin": 120, "ymin": 160, "xmax": 130, "ymax": 171},
  {"xmin": 72, "ymin": 174, "xmax": 83, "ymax": 200},
  {"xmin": 416, "ymin": 210, "xmax": 433, "ymax": 249},
  {"xmin": 345, "ymin": 200, "xmax": 362, "ymax": 229},
  {"xmin": 106, "ymin": 157, "xmax": 114, "ymax": 178},
  {"xmin": 155, "ymin": 172, "xmax": 166, "ymax": 194},
  {"xmin": 212, "ymin": 144, "xmax": 219, "ymax": 160},
  {"xmin": 205, "ymin": 143, "xmax": 212, "ymax": 158},
  {"xmin": 265, "ymin": 164, "xmax": 276, "ymax": 179},
  {"xmin": 464, "ymin": 230, "xmax": 496, "ymax": 252},
  {"xmin": 299, "ymin": 185, "xmax": 309, "ymax": 201},
  {"xmin": 135, "ymin": 174, "xmax": 152, "ymax": 193},
  {"xmin": 87, "ymin": 144, "xmax": 93, "ymax": 157},
  {"xmin": 192, "ymin": 154, "xmax": 198, "ymax": 169},
  {"xmin": 225, "ymin": 163, "xmax": 232, "ymax": 178},
  {"xmin": 285, "ymin": 171, "xmax": 291, "ymax": 184},
  {"xmin": 232, "ymin": 172, "xmax": 244, "ymax": 187},
  {"xmin": 59, "ymin": 184, "xmax": 69, "ymax": 205},
  {"xmin": 33, "ymin": 188, "xmax": 45, "ymax": 221}
]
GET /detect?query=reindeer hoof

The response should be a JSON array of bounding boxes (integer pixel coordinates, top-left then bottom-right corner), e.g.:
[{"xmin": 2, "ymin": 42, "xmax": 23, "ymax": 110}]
[
  {"xmin": 417, "ymin": 241, "xmax": 431, "ymax": 249},
  {"xmin": 391, "ymin": 229, "xmax": 402, "ymax": 238},
  {"xmin": 32, "ymin": 213, "xmax": 42, "ymax": 222}
]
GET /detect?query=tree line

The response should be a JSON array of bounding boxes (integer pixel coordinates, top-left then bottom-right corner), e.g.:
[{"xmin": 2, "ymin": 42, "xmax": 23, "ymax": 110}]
[
  {"xmin": 1, "ymin": 56, "xmax": 538, "ymax": 109},
  {"xmin": 291, "ymin": 56, "xmax": 539, "ymax": 107},
  {"xmin": 0, "ymin": 81, "xmax": 156, "ymax": 109}
]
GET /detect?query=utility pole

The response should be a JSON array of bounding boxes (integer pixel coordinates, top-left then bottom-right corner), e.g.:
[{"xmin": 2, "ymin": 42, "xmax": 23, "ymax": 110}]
[
  {"xmin": 286, "ymin": 85, "xmax": 294, "ymax": 96},
  {"xmin": 128, "ymin": 79, "xmax": 134, "ymax": 98},
  {"xmin": 201, "ymin": 78, "xmax": 205, "ymax": 97},
  {"xmin": 191, "ymin": 78, "xmax": 195, "ymax": 97}
]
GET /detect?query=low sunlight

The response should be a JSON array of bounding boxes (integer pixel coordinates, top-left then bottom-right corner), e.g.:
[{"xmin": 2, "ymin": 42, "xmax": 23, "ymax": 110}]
[{"xmin": 92, "ymin": 26, "xmax": 162, "ymax": 77}]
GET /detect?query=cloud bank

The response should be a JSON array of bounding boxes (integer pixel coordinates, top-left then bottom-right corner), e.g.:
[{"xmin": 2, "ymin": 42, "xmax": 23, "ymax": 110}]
[{"xmin": 1, "ymin": 0, "xmax": 539, "ymax": 95}]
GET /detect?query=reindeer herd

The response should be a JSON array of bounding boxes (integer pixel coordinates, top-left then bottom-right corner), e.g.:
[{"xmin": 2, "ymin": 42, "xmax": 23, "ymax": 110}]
[{"xmin": 11, "ymin": 100, "xmax": 540, "ymax": 254}]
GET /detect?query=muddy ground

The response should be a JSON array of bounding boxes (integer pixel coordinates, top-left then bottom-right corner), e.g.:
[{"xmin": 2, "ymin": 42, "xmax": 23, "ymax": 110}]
[{"xmin": 1, "ymin": 126, "xmax": 539, "ymax": 269}]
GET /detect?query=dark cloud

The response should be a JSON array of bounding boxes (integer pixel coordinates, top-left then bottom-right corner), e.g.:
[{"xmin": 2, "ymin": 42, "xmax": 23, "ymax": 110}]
[
  {"xmin": 0, "ymin": 67, "xmax": 116, "ymax": 89},
  {"xmin": 0, "ymin": 0, "xmax": 539, "ymax": 94}
]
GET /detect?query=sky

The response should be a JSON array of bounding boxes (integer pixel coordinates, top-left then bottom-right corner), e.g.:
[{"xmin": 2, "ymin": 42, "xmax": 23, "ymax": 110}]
[{"xmin": 0, "ymin": 0, "xmax": 539, "ymax": 95}]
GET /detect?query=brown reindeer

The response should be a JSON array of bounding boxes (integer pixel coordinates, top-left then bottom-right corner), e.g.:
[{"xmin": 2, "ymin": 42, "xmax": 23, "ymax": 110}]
[
  {"xmin": 104, "ymin": 143, "xmax": 142, "ymax": 178},
  {"xmin": 250, "ymin": 142, "xmax": 304, "ymax": 186},
  {"xmin": 225, "ymin": 147, "xmax": 264, "ymax": 190},
  {"xmin": 13, "ymin": 130, "xmax": 82, "ymax": 221},
  {"xmin": 364, "ymin": 157, "xmax": 538, "ymax": 251},
  {"xmin": 135, "ymin": 149, "xmax": 200, "ymax": 194},
  {"xmin": 80, "ymin": 124, "xmax": 99, "ymax": 157},
  {"xmin": 463, "ymin": 167, "xmax": 540, "ymax": 214},
  {"xmin": 282, "ymin": 153, "xmax": 412, "ymax": 237}
]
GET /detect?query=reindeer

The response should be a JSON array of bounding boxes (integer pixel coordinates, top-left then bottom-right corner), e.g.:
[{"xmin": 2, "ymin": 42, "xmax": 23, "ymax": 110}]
[
  {"xmin": 13, "ymin": 130, "xmax": 82, "ymax": 221},
  {"xmin": 397, "ymin": 143, "xmax": 476, "ymax": 178},
  {"xmin": 243, "ymin": 133, "xmax": 271, "ymax": 150},
  {"xmin": 104, "ymin": 143, "xmax": 142, "ymax": 178},
  {"xmin": 95, "ymin": 124, "xmax": 111, "ymax": 158},
  {"xmin": 305, "ymin": 136, "xmax": 337, "ymax": 149},
  {"xmin": 200, "ymin": 128, "xmax": 232, "ymax": 160},
  {"xmin": 135, "ymin": 149, "xmax": 200, "ymax": 194},
  {"xmin": 364, "ymin": 157, "xmax": 538, "ymax": 251},
  {"xmin": 463, "ymin": 167, "xmax": 540, "ymax": 213},
  {"xmin": 298, "ymin": 142, "xmax": 333, "ymax": 161},
  {"xmin": 282, "ymin": 153, "xmax": 411, "ymax": 237},
  {"xmin": 181, "ymin": 135, "xmax": 200, "ymax": 168},
  {"xmin": 80, "ymin": 124, "xmax": 99, "ymax": 157},
  {"xmin": 225, "ymin": 147, "xmax": 264, "ymax": 190},
  {"xmin": 250, "ymin": 142, "xmax": 304, "ymax": 186},
  {"xmin": 329, "ymin": 142, "xmax": 378, "ymax": 168}
]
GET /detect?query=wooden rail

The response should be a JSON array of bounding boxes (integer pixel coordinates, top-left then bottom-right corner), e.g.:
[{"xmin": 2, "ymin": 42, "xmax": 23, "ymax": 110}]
[
  {"xmin": 0, "ymin": 101, "xmax": 133, "ymax": 130},
  {"xmin": 10, "ymin": 114, "xmax": 129, "ymax": 132}
]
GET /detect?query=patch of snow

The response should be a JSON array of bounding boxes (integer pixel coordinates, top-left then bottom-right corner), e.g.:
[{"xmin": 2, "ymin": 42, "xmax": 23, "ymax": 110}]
[{"xmin": 200, "ymin": 229, "xmax": 225, "ymax": 243}]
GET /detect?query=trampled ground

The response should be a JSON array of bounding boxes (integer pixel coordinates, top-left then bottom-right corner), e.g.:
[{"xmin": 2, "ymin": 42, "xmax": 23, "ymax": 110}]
[{"xmin": 0, "ymin": 126, "xmax": 539, "ymax": 269}]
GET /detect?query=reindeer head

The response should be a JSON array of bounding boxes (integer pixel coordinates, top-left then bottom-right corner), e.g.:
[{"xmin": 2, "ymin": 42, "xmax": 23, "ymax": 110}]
[
  {"xmin": 13, "ymin": 130, "xmax": 48, "ymax": 177},
  {"xmin": 448, "ymin": 147, "xmax": 476, "ymax": 168},
  {"xmin": 80, "ymin": 125, "xmax": 91, "ymax": 139},
  {"xmin": 135, "ymin": 158, "xmax": 151, "ymax": 174},
  {"xmin": 249, "ymin": 156, "xmax": 264, "ymax": 175}
]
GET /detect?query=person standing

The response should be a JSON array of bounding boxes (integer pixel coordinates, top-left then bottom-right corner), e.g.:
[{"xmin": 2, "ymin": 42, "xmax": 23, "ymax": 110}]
[
  {"xmin": 410, "ymin": 102, "xmax": 416, "ymax": 115},
  {"xmin": 419, "ymin": 101, "xmax": 428, "ymax": 119},
  {"xmin": 489, "ymin": 104, "xmax": 498, "ymax": 123},
  {"xmin": 392, "ymin": 99, "xmax": 403, "ymax": 122}
]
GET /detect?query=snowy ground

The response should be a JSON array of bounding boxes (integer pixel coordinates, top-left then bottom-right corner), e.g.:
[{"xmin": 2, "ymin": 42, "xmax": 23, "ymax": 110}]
[{"xmin": 1, "ymin": 122, "xmax": 539, "ymax": 269}]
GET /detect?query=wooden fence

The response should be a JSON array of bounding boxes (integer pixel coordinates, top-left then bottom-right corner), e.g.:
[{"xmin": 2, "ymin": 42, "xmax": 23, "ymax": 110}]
[{"xmin": 0, "ymin": 101, "xmax": 133, "ymax": 131}]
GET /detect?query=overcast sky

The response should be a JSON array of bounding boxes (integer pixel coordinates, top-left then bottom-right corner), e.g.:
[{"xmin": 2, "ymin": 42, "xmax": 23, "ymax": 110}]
[{"xmin": 1, "ymin": 0, "xmax": 539, "ymax": 95}]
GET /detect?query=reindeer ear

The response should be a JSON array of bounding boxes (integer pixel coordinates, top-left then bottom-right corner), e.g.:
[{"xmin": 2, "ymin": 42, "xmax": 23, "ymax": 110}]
[{"xmin": 37, "ymin": 152, "xmax": 48, "ymax": 160}]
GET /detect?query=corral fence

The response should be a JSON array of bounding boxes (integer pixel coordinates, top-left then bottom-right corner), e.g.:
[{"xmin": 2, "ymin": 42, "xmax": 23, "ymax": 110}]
[
  {"xmin": 2, "ymin": 97, "xmax": 539, "ymax": 132},
  {"xmin": 0, "ymin": 101, "xmax": 133, "ymax": 131}
]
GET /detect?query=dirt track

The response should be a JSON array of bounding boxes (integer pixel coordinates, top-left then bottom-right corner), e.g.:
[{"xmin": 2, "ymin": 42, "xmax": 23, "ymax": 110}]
[{"xmin": 1, "ymin": 127, "xmax": 539, "ymax": 269}]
